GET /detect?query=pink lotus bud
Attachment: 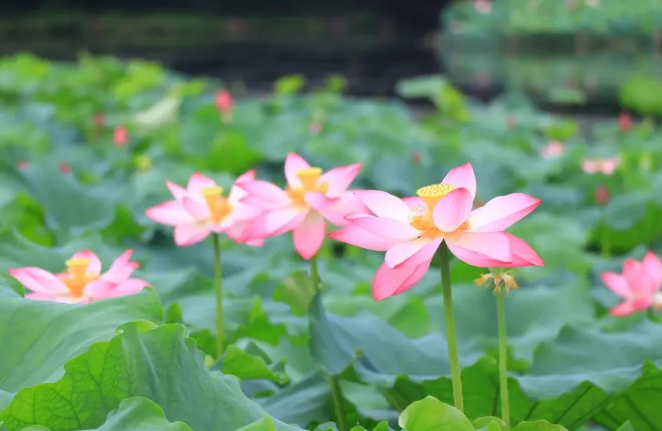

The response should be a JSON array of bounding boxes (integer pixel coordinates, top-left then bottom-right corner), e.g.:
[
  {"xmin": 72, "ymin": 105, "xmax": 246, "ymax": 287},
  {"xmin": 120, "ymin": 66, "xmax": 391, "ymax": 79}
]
[
  {"xmin": 619, "ymin": 112, "xmax": 632, "ymax": 132},
  {"xmin": 595, "ymin": 185, "xmax": 609, "ymax": 205},
  {"xmin": 114, "ymin": 126, "xmax": 128, "ymax": 147},
  {"xmin": 59, "ymin": 162, "xmax": 71, "ymax": 174},
  {"xmin": 215, "ymin": 89, "xmax": 233, "ymax": 113}
]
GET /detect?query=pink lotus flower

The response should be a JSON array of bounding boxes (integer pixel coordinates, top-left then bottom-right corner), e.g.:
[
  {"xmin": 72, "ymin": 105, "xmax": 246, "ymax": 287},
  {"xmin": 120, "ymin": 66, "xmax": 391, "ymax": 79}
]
[
  {"xmin": 8, "ymin": 249, "xmax": 149, "ymax": 304},
  {"xmin": 619, "ymin": 112, "xmax": 632, "ymax": 132},
  {"xmin": 329, "ymin": 163, "xmax": 544, "ymax": 300},
  {"xmin": 601, "ymin": 252, "xmax": 662, "ymax": 316},
  {"xmin": 472, "ymin": 0, "xmax": 493, "ymax": 14},
  {"xmin": 540, "ymin": 141, "xmax": 565, "ymax": 159},
  {"xmin": 145, "ymin": 171, "xmax": 262, "ymax": 247},
  {"xmin": 241, "ymin": 152, "xmax": 364, "ymax": 259},
  {"xmin": 582, "ymin": 157, "xmax": 620, "ymax": 175},
  {"xmin": 114, "ymin": 125, "xmax": 128, "ymax": 147},
  {"xmin": 216, "ymin": 89, "xmax": 233, "ymax": 113}
]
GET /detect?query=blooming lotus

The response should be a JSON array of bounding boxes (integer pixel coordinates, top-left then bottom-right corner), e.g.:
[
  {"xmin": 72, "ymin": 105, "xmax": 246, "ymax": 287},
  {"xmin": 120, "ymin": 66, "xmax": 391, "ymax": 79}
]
[
  {"xmin": 145, "ymin": 171, "xmax": 262, "ymax": 247},
  {"xmin": 8, "ymin": 249, "xmax": 149, "ymax": 304},
  {"xmin": 582, "ymin": 157, "xmax": 620, "ymax": 175},
  {"xmin": 602, "ymin": 252, "xmax": 662, "ymax": 316},
  {"xmin": 241, "ymin": 152, "xmax": 363, "ymax": 259},
  {"xmin": 114, "ymin": 125, "xmax": 128, "ymax": 147},
  {"xmin": 329, "ymin": 163, "xmax": 544, "ymax": 300}
]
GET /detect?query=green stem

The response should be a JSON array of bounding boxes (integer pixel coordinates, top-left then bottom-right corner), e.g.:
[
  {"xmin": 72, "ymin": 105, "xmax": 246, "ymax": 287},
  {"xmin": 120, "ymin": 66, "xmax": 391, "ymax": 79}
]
[
  {"xmin": 310, "ymin": 255, "xmax": 347, "ymax": 431},
  {"xmin": 496, "ymin": 292, "xmax": 510, "ymax": 425},
  {"xmin": 439, "ymin": 242, "xmax": 464, "ymax": 412},
  {"xmin": 330, "ymin": 374, "xmax": 348, "ymax": 431},
  {"xmin": 601, "ymin": 207, "xmax": 610, "ymax": 258},
  {"xmin": 212, "ymin": 234, "xmax": 224, "ymax": 358}
]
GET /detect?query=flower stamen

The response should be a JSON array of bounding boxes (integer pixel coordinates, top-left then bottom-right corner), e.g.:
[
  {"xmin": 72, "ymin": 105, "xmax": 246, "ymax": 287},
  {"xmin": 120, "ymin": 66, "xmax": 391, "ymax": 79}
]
[
  {"xmin": 287, "ymin": 167, "xmax": 329, "ymax": 206},
  {"xmin": 201, "ymin": 186, "xmax": 232, "ymax": 224},
  {"xmin": 64, "ymin": 258, "xmax": 96, "ymax": 297},
  {"xmin": 416, "ymin": 183, "xmax": 455, "ymax": 211}
]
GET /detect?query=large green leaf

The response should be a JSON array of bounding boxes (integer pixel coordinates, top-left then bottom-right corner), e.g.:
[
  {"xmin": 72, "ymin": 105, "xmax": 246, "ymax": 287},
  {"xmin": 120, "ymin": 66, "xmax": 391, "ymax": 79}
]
[
  {"xmin": 398, "ymin": 396, "xmax": 473, "ymax": 431},
  {"xmin": 0, "ymin": 323, "xmax": 301, "ymax": 431},
  {"xmin": 0, "ymin": 288, "xmax": 163, "ymax": 393}
]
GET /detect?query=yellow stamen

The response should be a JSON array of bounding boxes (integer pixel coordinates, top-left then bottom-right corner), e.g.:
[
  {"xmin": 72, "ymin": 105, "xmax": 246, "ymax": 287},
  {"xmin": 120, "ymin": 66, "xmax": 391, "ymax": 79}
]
[
  {"xmin": 64, "ymin": 258, "xmax": 93, "ymax": 297},
  {"xmin": 287, "ymin": 167, "xmax": 329, "ymax": 206},
  {"xmin": 408, "ymin": 211, "xmax": 442, "ymax": 239},
  {"xmin": 201, "ymin": 185, "xmax": 233, "ymax": 224},
  {"xmin": 295, "ymin": 167, "xmax": 323, "ymax": 190},
  {"xmin": 416, "ymin": 183, "xmax": 455, "ymax": 211}
]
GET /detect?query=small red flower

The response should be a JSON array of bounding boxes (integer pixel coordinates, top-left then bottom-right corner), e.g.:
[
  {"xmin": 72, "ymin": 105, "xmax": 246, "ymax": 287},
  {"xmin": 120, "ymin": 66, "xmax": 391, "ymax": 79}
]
[
  {"xmin": 59, "ymin": 162, "xmax": 71, "ymax": 174},
  {"xmin": 215, "ymin": 90, "xmax": 233, "ymax": 113},
  {"xmin": 595, "ymin": 185, "xmax": 609, "ymax": 205},
  {"xmin": 618, "ymin": 112, "xmax": 632, "ymax": 132},
  {"xmin": 113, "ymin": 126, "xmax": 128, "ymax": 147}
]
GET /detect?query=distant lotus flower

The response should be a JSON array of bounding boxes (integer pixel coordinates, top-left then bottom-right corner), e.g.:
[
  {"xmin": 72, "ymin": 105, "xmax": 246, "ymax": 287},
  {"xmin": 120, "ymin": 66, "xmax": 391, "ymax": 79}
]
[
  {"xmin": 8, "ymin": 249, "xmax": 149, "ymax": 304},
  {"xmin": 329, "ymin": 163, "xmax": 544, "ymax": 300},
  {"xmin": 595, "ymin": 185, "xmax": 609, "ymax": 205},
  {"xmin": 241, "ymin": 152, "xmax": 363, "ymax": 259},
  {"xmin": 216, "ymin": 89, "xmax": 234, "ymax": 125},
  {"xmin": 473, "ymin": 0, "xmax": 493, "ymax": 13},
  {"xmin": 619, "ymin": 112, "xmax": 632, "ymax": 132},
  {"xmin": 540, "ymin": 141, "xmax": 565, "ymax": 159},
  {"xmin": 581, "ymin": 157, "xmax": 620, "ymax": 175},
  {"xmin": 59, "ymin": 162, "xmax": 71, "ymax": 174},
  {"xmin": 145, "ymin": 171, "xmax": 262, "ymax": 247},
  {"xmin": 114, "ymin": 125, "xmax": 128, "ymax": 147},
  {"xmin": 411, "ymin": 151, "xmax": 422, "ymax": 165},
  {"xmin": 17, "ymin": 161, "xmax": 28, "ymax": 170},
  {"xmin": 602, "ymin": 252, "xmax": 662, "ymax": 316},
  {"xmin": 310, "ymin": 120, "xmax": 322, "ymax": 135}
]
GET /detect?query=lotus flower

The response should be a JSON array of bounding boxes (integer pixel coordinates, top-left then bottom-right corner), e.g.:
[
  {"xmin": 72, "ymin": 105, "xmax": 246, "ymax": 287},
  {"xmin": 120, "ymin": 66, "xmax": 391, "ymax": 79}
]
[
  {"xmin": 540, "ymin": 141, "xmax": 565, "ymax": 159},
  {"xmin": 241, "ymin": 152, "xmax": 363, "ymax": 259},
  {"xmin": 602, "ymin": 252, "xmax": 662, "ymax": 316},
  {"xmin": 8, "ymin": 249, "xmax": 149, "ymax": 304},
  {"xmin": 582, "ymin": 157, "xmax": 620, "ymax": 175},
  {"xmin": 114, "ymin": 125, "xmax": 128, "ymax": 147},
  {"xmin": 145, "ymin": 171, "xmax": 262, "ymax": 247},
  {"xmin": 216, "ymin": 89, "xmax": 233, "ymax": 113},
  {"xmin": 329, "ymin": 163, "xmax": 544, "ymax": 300},
  {"xmin": 618, "ymin": 112, "xmax": 632, "ymax": 132}
]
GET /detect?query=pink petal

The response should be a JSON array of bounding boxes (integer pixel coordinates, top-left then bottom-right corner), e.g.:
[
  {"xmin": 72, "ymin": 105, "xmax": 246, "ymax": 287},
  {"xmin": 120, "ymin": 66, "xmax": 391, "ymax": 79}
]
[
  {"xmin": 182, "ymin": 196, "xmax": 210, "ymax": 220},
  {"xmin": 306, "ymin": 192, "xmax": 367, "ymax": 227},
  {"xmin": 353, "ymin": 190, "xmax": 412, "ymax": 221},
  {"xmin": 186, "ymin": 172, "xmax": 217, "ymax": 195},
  {"xmin": 101, "ymin": 250, "xmax": 139, "ymax": 283},
  {"xmin": 174, "ymin": 223, "xmax": 211, "ymax": 247},
  {"xmin": 24, "ymin": 292, "xmax": 85, "ymax": 304},
  {"xmin": 328, "ymin": 225, "xmax": 397, "ymax": 251},
  {"xmin": 445, "ymin": 232, "xmax": 512, "ymax": 263},
  {"xmin": 319, "ymin": 163, "xmax": 361, "ymax": 197},
  {"xmin": 441, "ymin": 163, "xmax": 476, "ymax": 198},
  {"xmin": 643, "ymin": 251, "xmax": 662, "ymax": 287},
  {"xmin": 145, "ymin": 201, "xmax": 195, "ymax": 225},
  {"xmin": 8, "ymin": 267, "xmax": 68, "ymax": 294},
  {"xmin": 259, "ymin": 207, "xmax": 308, "ymax": 237},
  {"xmin": 469, "ymin": 193, "xmax": 542, "ymax": 233},
  {"xmin": 293, "ymin": 211, "xmax": 327, "ymax": 260},
  {"xmin": 228, "ymin": 170, "xmax": 257, "ymax": 203},
  {"xmin": 82, "ymin": 280, "xmax": 118, "ymax": 299},
  {"xmin": 432, "ymin": 188, "xmax": 473, "ymax": 232},
  {"xmin": 501, "ymin": 233, "xmax": 545, "ymax": 267},
  {"xmin": 385, "ymin": 238, "xmax": 442, "ymax": 269},
  {"xmin": 445, "ymin": 244, "xmax": 507, "ymax": 268},
  {"xmin": 284, "ymin": 152, "xmax": 311, "ymax": 188},
  {"xmin": 166, "ymin": 180, "xmax": 187, "ymax": 201},
  {"xmin": 350, "ymin": 215, "xmax": 421, "ymax": 241},
  {"xmin": 621, "ymin": 259, "xmax": 656, "ymax": 296},
  {"xmin": 372, "ymin": 260, "xmax": 431, "ymax": 301},
  {"xmin": 402, "ymin": 197, "xmax": 425, "ymax": 209},
  {"xmin": 70, "ymin": 250, "xmax": 101, "ymax": 276},
  {"xmin": 610, "ymin": 300, "xmax": 638, "ymax": 317},
  {"xmin": 240, "ymin": 180, "xmax": 290, "ymax": 208},
  {"xmin": 601, "ymin": 272, "xmax": 631, "ymax": 298}
]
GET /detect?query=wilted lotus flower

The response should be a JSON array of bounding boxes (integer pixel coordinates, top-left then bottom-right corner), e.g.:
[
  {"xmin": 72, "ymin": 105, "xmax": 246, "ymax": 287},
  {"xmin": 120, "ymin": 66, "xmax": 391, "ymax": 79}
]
[
  {"xmin": 330, "ymin": 163, "xmax": 544, "ymax": 300},
  {"xmin": 602, "ymin": 252, "xmax": 662, "ymax": 316},
  {"xmin": 241, "ymin": 152, "xmax": 364, "ymax": 259},
  {"xmin": 146, "ymin": 171, "xmax": 262, "ymax": 247},
  {"xmin": 540, "ymin": 141, "xmax": 565, "ymax": 159},
  {"xmin": 582, "ymin": 156, "xmax": 620, "ymax": 175},
  {"xmin": 9, "ymin": 250, "xmax": 150, "ymax": 304},
  {"xmin": 114, "ymin": 125, "xmax": 128, "ymax": 147}
]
